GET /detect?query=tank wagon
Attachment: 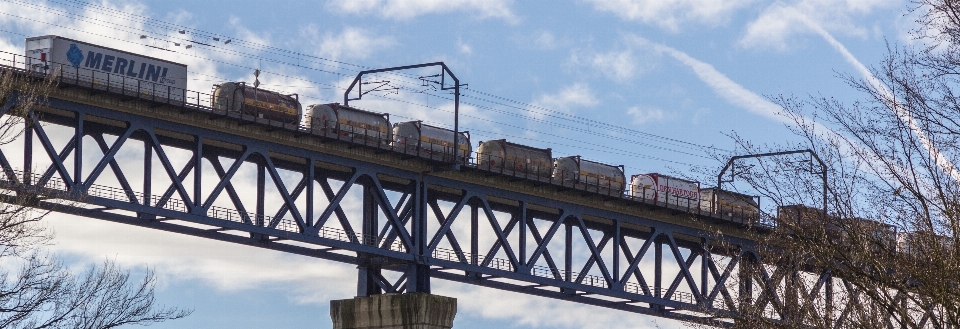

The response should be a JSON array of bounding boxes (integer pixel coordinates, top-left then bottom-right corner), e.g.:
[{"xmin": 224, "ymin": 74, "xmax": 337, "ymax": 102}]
[
  {"xmin": 305, "ymin": 103, "xmax": 391, "ymax": 146},
  {"xmin": 630, "ymin": 173, "xmax": 700, "ymax": 209},
  {"xmin": 553, "ymin": 156, "xmax": 625, "ymax": 196},
  {"xmin": 777, "ymin": 205, "xmax": 897, "ymax": 251},
  {"xmin": 699, "ymin": 188, "xmax": 759, "ymax": 223},
  {"xmin": 212, "ymin": 82, "xmax": 301, "ymax": 125},
  {"xmin": 392, "ymin": 121, "xmax": 471, "ymax": 163},
  {"xmin": 777, "ymin": 204, "xmax": 834, "ymax": 231},
  {"xmin": 477, "ymin": 139, "xmax": 552, "ymax": 179},
  {"xmin": 852, "ymin": 218, "xmax": 897, "ymax": 252}
]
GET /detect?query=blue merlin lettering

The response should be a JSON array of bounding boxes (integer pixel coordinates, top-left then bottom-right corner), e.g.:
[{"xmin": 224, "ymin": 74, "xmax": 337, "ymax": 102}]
[{"xmin": 66, "ymin": 44, "xmax": 84, "ymax": 68}]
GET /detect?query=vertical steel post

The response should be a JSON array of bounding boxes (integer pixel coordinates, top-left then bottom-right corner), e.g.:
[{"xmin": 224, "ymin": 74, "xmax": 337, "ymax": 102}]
[
  {"xmin": 256, "ymin": 161, "xmax": 265, "ymax": 227},
  {"xmin": 23, "ymin": 119, "xmax": 32, "ymax": 186},
  {"xmin": 194, "ymin": 136, "xmax": 202, "ymax": 210},
  {"xmin": 701, "ymin": 238, "xmax": 709, "ymax": 307},
  {"xmin": 471, "ymin": 203, "xmax": 478, "ymax": 267},
  {"xmin": 825, "ymin": 271, "xmax": 833, "ymax": 328},
  {"xmin": 142, "ymin": 141, "xmax": 153, "ymax": 218},
  {"xmin": 407, "ymin": 179, "xmax": 430, "ymax": 293},
  {"xmin": 739, "ymin": 252, "xmax": 754, "ymax": 316},
  {"xmin": 306, "ymin": 159, "xmax": 314, "ymax": 227},
  {"xmin": 358, "ymin": 182, "xmax": 382, "ymax": 296},
  {"xmin": 518, "ymin": 201, "xmax": 527, "ymax": 271},
  {"xmin": 452, "ymin": 79, "xmax": 460, "ymax": 169},
  {"xmin": 73, "ymin": 113, "xmax": 83, "ymax": 187},
  {"xmin": 613, "ymin": 221, "xmax": 621, "ymax": 286},
  {"xmin": 655, "ymin": 234, "xmax": 663, "ymax": 300},
  {"xmin": 565, "ymin": 220, "xmax": 573, "ymax": 285},
  {"xmin": 783, "ymin": 261, "xmax": 799, "ymax": 324}
]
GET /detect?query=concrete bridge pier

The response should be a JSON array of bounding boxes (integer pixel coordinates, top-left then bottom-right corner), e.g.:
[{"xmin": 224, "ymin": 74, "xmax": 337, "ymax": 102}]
[{"xmin": 330, "ymin": 293, "xmax": 457, "ymax": 329}]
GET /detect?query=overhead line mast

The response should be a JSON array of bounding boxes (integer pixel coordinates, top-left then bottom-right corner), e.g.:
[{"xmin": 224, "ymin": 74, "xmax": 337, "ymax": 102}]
[{"xmin": 344, "ymin": 62, "xmax": 465, "ymax": 169}]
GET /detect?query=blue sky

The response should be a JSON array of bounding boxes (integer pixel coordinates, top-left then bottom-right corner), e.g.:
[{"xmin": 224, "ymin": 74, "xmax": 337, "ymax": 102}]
[{"xmin": 0, "ymin": 0, "xmax": 919, "ymax": 328}]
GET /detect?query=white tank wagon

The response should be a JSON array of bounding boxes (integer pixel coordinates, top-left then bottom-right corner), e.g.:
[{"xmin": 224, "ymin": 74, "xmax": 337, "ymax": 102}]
[
  {"xmin": 391, "ymin": 121, "xmax": 471, "ymax": 163},
  {"xmin": 306, "ymin": 103, "xmax": 391, "ymax": 146},
  {"xmin": 476, "ymin": 139, "xmax": 552, "ymax": 179},
  {"xmin": 552, "ymin": 156, "xmax": 625, "ymax": 196},
  {"xmin": 212, "ymin": 82, "xmax": 302, "ymax": 125},
  {"xmin": 699, "ymin": 188, "xmax": 759, "ymax": 224},
  {"xmin": 25, "ymin": 35, "xmax": 187, "ymax": 103},
  {"xmin": 631, "ymin": 174, "xmax": 700, "ymax": 210}
]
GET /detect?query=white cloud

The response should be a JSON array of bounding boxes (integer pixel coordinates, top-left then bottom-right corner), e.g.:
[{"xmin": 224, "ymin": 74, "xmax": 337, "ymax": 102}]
[
  {"xmin": 227, "ymin": 16, "xmax": 272, "ymax": 52},
  {"xmin": 625, "ymin": 35, "xmax": 785, "ymax": 122},
  {"xmin": 530, "ymin": 83, "xmax": 598, "ymax": 119},
  {"xmin": 626, "ymin": 106, "xmax": 665, "ymax": 124},
  {"xmin": 302, "ymin": 26, "xmax": 395, "ymax": 61},
  {"xmin": 589, "ymin": 49, "xmax": 636, "ymax": 81},
  {"xmin": 740, "ymin": 0, "xmax": 896, "ymax": 50},
  {"xmin": 534, "ymin": 31, "xmax": 558, "ymax": 50},
  {"xmin": 46, "ymin": 215, "xmax": 356, "ymax": 301},
  {"xmin": 327, "ymin": 0, "xmax": 517, "ymax": 21},
  {"xmin": 457, "ymin": 38, "xmax": 472, "ymax": 55},
  {"xmin": 803, "ymin": 18, "xmax": 960, "ymax": 181},
  {"xmin": 582, "ymin": 0, "xmax": 753, "ymax": 31}
]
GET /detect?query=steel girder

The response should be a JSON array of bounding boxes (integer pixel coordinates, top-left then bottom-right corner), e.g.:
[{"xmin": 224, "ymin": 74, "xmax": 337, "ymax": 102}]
[{"xmin": 0, "ymin": 94, "xmax": 944, "ymax": 328}]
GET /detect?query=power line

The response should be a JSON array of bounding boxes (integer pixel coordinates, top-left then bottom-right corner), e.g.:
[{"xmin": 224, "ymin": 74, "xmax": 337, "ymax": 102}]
[
  {"xmin": 0, "ymin": 1, "xmax": 720, "ymax": 167},
  {"xmin": 174, "ymin": 68, "xmax": 701, "ymax": 167},
  {"xmin": 463, "ymin": 89, "xmax": 727, "ymax": 152},
  {"xmin": 26, "ymin": 0, "xmax": 726, "ymax": 154},
  {"xmin": 45, "ymin": 0, "xmax": 368, "ymax": 71}
]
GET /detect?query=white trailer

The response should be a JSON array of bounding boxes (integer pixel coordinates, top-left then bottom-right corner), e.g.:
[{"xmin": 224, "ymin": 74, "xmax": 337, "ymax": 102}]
[
  {"xmin": 631, "ymin": 173, "xmax": 700, "ymax": 209},
  {"xmin": 24, "ymin": 35, "xmax": 188, "ymax": 102}
]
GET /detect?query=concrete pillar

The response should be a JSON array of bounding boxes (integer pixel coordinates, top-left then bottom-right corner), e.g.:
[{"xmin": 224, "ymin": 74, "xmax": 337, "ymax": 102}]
[{"xmin": 330, "ymin": 293, "xmax": 457, "ymax": 329}]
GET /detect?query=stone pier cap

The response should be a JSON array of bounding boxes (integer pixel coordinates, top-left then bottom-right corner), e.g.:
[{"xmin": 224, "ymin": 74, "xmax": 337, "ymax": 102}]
[{"xmin": 330, "ymin": 293, "xmax": 457, "ymax": 329}]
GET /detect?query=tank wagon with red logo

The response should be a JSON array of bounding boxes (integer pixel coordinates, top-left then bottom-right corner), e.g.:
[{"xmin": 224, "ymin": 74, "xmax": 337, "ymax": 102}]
[{"xmin": 630, "ymin": 173, "xmax": 700, "ymax": 209}]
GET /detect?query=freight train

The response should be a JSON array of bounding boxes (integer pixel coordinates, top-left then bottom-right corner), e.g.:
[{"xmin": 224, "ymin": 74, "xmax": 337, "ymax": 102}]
[{"xmin": 23, "ymin": 35, "xmax": 763, "ymax": 226}]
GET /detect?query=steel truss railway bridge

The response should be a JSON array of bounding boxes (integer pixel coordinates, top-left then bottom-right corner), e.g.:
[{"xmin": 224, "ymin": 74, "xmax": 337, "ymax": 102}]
[{"xmin": 0, "ymin": 64, "xmax": 945, "ymax": 328}]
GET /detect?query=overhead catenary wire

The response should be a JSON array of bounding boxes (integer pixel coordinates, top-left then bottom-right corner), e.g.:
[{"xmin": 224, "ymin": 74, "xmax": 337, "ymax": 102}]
[
  {"xmin": 9, "ymin": 0, "xmax": 726, "ymax": 156},
  {"xmin": 0, "ymin": 24, "xmax": 701, "ymax": 169},
  {"xmin": 186, "ymin": 69, "xmax": 699, "ymax": 167},
  {"xmin": 460, "ymin": 90, "xmax": 723, "ymax": 152},
  {"xmin": 0, "ymin": 0, "xmax": 722, "ymax": 168},
  {"xmin": 361, "ymin": 93, "xmax": 703, "ymax": 165},
  {"xmin": 40, "ymin": 0, "xmax": 371, "ymax": 72},
  {"xmin": 0, "ymin": 0, "xmax": 348, "ymax": 78},
  {"xmin": 13, "ymin": 0, "xmax": 728, "ymax": 155},
  {"xmin": 292, "ymin": 92, "xmax": 699, "ymax": 169}
]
